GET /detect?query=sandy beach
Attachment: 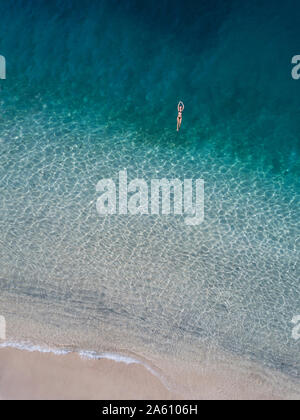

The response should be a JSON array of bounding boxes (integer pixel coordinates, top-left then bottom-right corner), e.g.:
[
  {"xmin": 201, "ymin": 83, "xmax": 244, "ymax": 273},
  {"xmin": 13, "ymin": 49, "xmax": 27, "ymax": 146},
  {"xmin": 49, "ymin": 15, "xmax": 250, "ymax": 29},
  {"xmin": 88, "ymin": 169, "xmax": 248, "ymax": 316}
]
[
  {"xmin": 0, "ymin": 347, "xmax": 178, "ymax": 400},
  {"xmin": 0, "ymin": 346, "xmax": 297, "ymax": 400}
]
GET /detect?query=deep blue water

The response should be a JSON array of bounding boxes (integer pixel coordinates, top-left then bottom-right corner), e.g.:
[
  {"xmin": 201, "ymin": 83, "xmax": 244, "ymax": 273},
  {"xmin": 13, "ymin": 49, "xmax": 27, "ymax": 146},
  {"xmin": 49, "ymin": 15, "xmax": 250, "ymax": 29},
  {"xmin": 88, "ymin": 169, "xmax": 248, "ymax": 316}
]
[{"xmin": 0, "ymin": 0, "xmax": 299, "ymax": 387}]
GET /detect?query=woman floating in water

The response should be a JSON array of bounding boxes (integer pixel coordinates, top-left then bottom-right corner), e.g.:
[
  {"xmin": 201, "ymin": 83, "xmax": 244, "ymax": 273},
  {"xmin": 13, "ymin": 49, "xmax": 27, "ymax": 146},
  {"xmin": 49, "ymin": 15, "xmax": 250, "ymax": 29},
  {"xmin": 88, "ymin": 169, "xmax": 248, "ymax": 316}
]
[{"xmin": 177, "ymin": 101, "xmax": 184, "ymax": 131}]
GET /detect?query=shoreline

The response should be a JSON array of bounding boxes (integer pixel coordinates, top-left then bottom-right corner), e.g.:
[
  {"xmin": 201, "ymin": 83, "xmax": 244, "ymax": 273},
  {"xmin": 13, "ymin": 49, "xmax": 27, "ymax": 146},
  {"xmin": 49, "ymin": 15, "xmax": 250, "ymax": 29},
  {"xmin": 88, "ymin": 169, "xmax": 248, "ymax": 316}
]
[
  {"xmin": 0, "ymin": 339, "xmax": 299, "ymax": 400},
  {"xmin": 0, "ymin": 346, "xmax": 177, "ymax": 400}
]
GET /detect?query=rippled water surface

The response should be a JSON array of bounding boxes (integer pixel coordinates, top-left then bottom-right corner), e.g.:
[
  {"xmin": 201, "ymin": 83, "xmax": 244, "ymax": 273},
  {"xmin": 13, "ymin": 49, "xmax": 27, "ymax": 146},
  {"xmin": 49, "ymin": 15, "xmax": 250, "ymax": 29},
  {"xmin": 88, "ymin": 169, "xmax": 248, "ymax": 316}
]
[{"xmin": 0, "ymin": 0, "xmax": 299, "ymax": 388}]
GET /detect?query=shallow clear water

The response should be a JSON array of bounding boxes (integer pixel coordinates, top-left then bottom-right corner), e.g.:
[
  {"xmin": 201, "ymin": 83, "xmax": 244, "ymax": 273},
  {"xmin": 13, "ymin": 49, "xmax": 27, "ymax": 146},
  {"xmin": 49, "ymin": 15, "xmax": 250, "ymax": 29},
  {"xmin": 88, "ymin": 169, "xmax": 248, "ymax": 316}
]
[{"xmin": 0, "ymin": 0, "xmax": 299, "ymax": 387}]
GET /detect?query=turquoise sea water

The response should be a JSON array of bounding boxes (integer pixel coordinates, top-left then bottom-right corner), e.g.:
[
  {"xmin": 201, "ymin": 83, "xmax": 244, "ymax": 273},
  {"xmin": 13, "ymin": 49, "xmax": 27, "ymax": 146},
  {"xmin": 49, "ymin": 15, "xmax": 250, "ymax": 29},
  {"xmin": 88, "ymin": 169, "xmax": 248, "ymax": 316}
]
[{"xmin": 0, "ymin": 0, "xmax": 299, "ymax": 391}]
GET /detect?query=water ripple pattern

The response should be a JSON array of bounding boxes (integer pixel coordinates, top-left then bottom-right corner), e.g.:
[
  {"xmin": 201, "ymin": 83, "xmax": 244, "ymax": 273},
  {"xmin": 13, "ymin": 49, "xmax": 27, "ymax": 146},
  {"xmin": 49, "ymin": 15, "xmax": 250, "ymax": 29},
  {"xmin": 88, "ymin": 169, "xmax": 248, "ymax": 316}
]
[{"xmin": 0, "ymin": 0, "xmax": 299, "ymax": 382}]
